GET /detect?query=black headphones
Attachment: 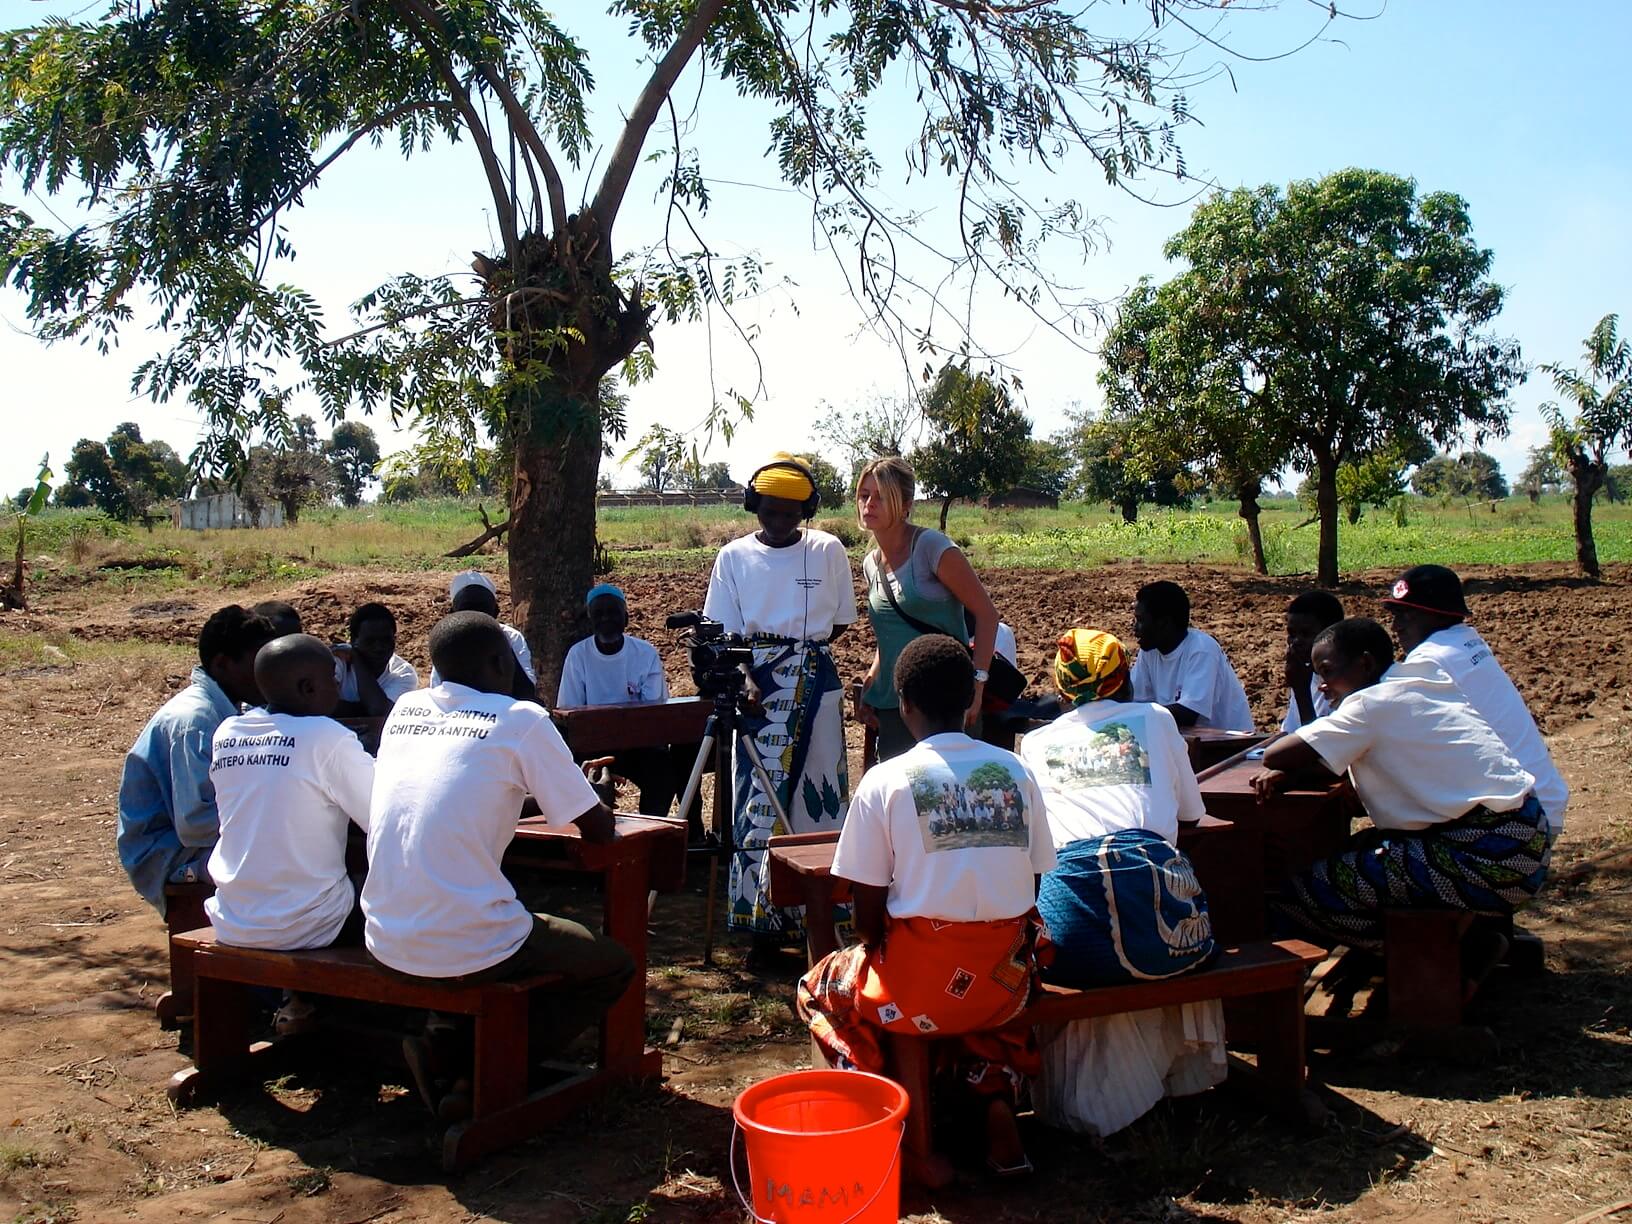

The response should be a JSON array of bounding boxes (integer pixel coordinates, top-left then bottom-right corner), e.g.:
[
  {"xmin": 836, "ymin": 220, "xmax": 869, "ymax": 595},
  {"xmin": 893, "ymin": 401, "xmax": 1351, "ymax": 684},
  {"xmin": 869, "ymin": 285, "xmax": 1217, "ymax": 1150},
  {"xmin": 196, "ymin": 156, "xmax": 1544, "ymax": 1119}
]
[{"xmin": 742, "ymin": 458, "xmax": 821, "ymax": 520}]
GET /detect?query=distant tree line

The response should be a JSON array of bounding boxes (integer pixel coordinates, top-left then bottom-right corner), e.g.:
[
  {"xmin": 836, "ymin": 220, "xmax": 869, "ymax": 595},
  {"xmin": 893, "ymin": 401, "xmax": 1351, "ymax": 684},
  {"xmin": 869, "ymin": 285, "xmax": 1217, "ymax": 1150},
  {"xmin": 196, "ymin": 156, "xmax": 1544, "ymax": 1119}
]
[{"xmin": 31, "ymin": 418, "xmax": 381, "ymax": 523}]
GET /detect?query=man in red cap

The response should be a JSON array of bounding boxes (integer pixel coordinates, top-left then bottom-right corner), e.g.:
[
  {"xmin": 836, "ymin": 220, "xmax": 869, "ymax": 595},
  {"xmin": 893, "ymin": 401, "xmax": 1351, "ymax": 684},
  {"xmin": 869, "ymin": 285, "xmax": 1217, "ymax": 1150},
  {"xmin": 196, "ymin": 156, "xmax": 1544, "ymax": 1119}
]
[{"xmin": 1382, "ymin": 565, "xmax": 1568, "ymax": 836}]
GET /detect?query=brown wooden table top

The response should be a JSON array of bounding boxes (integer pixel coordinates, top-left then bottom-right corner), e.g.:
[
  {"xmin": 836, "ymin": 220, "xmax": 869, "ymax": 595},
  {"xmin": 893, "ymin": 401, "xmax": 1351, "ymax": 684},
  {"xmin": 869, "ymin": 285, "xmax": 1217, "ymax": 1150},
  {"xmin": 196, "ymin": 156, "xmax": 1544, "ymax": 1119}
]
[
  {"xmin": 509, "ymin": 813, "xmax": 688, "ymax": 891},
  {"xmin": 1196, "ymin": 756, "xmax": 1346, "ymax": 800},
  {"xmin": 551, "ymin": 696, "xmax": 713, "ymax": 757}
]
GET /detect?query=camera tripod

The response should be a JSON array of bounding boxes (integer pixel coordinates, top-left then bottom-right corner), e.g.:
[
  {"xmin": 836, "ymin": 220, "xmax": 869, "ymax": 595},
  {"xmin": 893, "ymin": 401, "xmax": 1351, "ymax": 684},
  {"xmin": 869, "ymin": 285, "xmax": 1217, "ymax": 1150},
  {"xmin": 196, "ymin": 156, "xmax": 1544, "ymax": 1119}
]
[{"xmin": 674, "ymin": 669, "xmax": 790, "ymax": 966}]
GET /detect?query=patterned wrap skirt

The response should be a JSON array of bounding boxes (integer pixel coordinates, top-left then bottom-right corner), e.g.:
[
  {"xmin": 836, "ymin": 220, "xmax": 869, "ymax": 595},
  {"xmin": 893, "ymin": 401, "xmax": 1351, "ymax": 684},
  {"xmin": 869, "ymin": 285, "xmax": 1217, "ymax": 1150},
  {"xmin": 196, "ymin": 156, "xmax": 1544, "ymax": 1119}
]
[
  {"xmin": 797, "ymin": 914, "xmax": 1042, "ymax": 1105},
  {"xmin": 1271, "ymin": 794, "xmax": 1552, "ymax": 951},
  {"xmin": 1038, "ymin": 830, "xmax": 1216, "ymax": 988},
  {"xmin": 728, "ymin": 637, "xmax": 849, "ymax": 940}
]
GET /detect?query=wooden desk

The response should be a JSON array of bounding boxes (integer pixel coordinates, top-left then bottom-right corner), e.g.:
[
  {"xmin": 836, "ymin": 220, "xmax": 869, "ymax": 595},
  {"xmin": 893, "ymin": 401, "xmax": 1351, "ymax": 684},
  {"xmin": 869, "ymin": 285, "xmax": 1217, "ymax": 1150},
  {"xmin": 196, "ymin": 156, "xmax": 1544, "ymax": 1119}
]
[
  {"xmin": 505, "ymin": 815, "xmax": 687, "ymax": 1077},
  {"xmin": 1182, "ymin": 729, "xmax": 1268, "ymax": 773},
  {"xmin": 1197, "ymin": 757, "xmax": 1353, "ymax": 939},
  {"xmin": 551, "ymin": 697, "xmax": 713, "ymax": 758},
  {"xmin": 767, "ymin": 816, "xmax": 1256, "ymax": 962}
]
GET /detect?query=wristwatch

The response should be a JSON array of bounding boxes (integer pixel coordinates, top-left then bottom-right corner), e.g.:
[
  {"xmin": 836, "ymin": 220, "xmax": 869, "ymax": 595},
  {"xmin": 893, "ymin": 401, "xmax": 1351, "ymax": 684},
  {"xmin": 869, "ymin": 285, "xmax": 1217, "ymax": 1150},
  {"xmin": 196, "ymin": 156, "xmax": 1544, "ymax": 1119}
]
[{"xmin": 973, "ymin": 668, "xmax": 990, "ymax": 683}]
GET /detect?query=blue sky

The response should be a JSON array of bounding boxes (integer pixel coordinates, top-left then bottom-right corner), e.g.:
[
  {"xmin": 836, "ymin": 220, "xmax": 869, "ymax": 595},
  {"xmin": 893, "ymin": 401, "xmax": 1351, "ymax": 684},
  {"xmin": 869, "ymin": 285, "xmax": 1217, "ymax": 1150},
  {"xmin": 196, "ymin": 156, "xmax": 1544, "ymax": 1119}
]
[{"xmin": 3, "ymin": 0, "xmax": 1629, "ymax": 496}]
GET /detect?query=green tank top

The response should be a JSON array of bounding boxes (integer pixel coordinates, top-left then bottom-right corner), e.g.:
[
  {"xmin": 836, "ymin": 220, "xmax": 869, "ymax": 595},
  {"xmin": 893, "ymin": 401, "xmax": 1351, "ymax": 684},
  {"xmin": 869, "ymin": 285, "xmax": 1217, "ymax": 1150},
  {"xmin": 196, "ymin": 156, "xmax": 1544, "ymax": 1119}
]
[{"xmin": 863, "ymin": 527, "xmax": 968, "ymax": 709}]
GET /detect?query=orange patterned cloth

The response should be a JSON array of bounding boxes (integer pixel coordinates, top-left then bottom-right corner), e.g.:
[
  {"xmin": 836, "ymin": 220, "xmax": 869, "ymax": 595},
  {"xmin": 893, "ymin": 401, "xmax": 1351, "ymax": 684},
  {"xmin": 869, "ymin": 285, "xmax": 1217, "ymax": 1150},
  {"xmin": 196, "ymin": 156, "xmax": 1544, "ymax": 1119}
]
[{"xmin": 796, "ymin": 914, "xmax": 1044, "ymax": 1101}]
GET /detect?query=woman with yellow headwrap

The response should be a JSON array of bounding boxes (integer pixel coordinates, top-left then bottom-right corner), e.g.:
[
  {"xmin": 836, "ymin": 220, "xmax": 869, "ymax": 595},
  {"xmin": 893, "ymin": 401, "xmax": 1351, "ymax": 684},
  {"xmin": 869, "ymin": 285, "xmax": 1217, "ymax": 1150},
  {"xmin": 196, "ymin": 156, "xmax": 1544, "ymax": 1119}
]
[
  {"xmin": 1018, "ymin": 628, "xmax": 1225, "ymax": 1137},
  {"xmin": 703, "ymin": 454, "xmax": 857, "ymax": 966}
]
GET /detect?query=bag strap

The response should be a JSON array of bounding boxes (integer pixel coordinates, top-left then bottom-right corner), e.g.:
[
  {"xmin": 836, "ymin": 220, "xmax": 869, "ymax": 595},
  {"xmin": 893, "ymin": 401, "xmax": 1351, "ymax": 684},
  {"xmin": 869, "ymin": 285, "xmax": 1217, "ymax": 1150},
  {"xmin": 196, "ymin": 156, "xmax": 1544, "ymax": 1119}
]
[{"xmin": 877, "ymin": 529, "xmax": 955, "ymax": 639}]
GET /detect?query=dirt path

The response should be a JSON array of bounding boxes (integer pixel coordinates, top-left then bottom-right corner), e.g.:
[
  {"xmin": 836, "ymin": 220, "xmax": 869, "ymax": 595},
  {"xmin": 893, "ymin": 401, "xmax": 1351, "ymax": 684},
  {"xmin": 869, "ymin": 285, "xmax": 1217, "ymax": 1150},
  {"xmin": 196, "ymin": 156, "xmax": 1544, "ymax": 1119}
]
[{"xmin": 0, "ymin": 560, "xmax": 1627, "ymax": 1223}]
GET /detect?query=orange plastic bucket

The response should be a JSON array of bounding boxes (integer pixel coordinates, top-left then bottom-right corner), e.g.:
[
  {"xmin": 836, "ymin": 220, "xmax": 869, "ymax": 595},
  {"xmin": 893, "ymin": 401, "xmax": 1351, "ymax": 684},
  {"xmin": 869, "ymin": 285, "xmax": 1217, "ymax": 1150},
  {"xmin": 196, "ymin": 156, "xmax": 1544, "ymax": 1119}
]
[{"xmin": 732, "ymin": 1069, "xmax": 908, "ymax": 1224}]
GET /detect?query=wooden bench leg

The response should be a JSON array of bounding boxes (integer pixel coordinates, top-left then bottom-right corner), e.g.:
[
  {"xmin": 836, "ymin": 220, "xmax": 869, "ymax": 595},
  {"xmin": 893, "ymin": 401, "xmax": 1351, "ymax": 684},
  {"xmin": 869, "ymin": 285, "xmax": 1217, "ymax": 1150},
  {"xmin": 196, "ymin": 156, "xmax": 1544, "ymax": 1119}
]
[
  {"xmin": 156, "ymin": 938, "xmax": 196, "ymax": 1030},
  {"xmin": 600, "ymin": 854, "xmax": 662, "ymax": 1079},
  {"xmin": 1384, "ymin": 910, "xmax": 1473, "ymax": 1029},
  {"xmin": 1247, "ymin": 985, "xmax": 1325, "ymax": 1126},
  {"xmin": 472, "ymin": 991, "xmax": 529, "ymax": 1118},
  {"xmin": 167, "ymin": 975, "xmax": 253, "ymax": 1106}
]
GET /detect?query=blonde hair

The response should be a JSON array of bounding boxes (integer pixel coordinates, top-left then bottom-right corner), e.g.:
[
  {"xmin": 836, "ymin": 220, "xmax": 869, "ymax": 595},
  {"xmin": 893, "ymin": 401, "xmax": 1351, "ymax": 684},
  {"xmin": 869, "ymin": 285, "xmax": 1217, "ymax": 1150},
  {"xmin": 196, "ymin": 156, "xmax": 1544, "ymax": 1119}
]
[{"xmin": 855, "ymin": 455, "xmax": 915, "ymax": 533}]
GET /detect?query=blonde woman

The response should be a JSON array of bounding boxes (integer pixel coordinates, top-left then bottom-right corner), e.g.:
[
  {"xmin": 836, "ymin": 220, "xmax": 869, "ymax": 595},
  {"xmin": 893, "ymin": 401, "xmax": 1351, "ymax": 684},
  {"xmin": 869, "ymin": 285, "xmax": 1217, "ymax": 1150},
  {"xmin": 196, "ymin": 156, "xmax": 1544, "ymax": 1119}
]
[{"xmin": 854, "ymin": 456, "xmax": 1001, "ymax": 761}]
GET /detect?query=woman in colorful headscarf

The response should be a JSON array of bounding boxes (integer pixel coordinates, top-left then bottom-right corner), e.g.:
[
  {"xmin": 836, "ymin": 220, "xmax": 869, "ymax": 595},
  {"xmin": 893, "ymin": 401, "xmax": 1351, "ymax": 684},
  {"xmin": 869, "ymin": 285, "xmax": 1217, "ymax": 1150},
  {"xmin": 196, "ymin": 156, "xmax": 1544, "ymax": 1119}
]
[
  {"xmin": 1017, "ymin": 628, "xmax": 1224, "ymax": 1137},
  {"xmin": 703, "ymin": 454, "xmax": 857, "ymax": 965},
  {"xmin": 854, "ymin": 455, "xmax": 1002, "ymax": 761}
]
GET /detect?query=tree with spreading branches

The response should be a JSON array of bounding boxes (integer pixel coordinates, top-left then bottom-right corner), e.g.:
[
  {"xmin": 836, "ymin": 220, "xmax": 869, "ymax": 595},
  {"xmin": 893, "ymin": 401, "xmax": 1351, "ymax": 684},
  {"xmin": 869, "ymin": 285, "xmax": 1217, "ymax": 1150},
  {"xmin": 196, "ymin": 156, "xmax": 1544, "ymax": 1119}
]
[
  {"xmin": 1540, "ymin": 313, "xmax": 1632, "ymax": 578},
  {"xmin": 1146, "ymin": 169, "xmax": 1525, "ymax": 586},
  {"xmin": 1100, "ymin": 277, "xmax": 1291, "ymax": 572},
  {"xmin": 0, "ymin": 0, "xmax": 1356, "ymax": 690}
]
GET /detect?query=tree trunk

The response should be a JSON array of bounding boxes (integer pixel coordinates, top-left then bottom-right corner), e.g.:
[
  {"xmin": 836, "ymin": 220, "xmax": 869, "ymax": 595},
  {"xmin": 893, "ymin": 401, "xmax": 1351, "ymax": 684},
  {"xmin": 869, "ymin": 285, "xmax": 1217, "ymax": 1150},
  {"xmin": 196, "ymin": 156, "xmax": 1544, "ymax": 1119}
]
[
  {"xmin": 509, "ymin": 383, "xmax": 603, "ymax": 704},
  {"xmin": 1118, "ymin": 497, "xmax": 1138, "ymax": 524},
  {"xmin": 1345, "ymin": 501, "xmax": 1361, "ymax": 526},
  {"xmin": 1236, "ymin": 481, "xmax": 1267, "ymax": 575},
  {"xmin": 939, "ymin": 496, "xmax": 952, "ymax": 531},
  {"xmin": 1568, "ymin": 451, "xmax": 1606, "ymax": 579},
  {"xmin": 1315, "ymin": 455, "xmax": 1340, "ymax": 587}
]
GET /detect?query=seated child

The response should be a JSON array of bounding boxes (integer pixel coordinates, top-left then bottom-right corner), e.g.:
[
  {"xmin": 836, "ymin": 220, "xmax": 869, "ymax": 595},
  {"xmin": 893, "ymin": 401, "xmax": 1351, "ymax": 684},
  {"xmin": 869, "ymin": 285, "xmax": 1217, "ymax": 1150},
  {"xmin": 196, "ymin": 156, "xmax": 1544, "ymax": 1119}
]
[
  {"xmin": 362, "ymin": 611, "xmax": 634, "ymax": 1120},
  {"xmin": 250, "ymin": 600, "xmax": 303, "ymax": 637},
  {"xmin": 1383, "ymin": 565, "xmax": 1568, "ymax": 832},
  {"xmin": 429, "ymin": 571, "xmax": 538, "ymax": 701},
  {"xmin": 558, "ymin": 584, "xmax": 700, "ymax": 829},
  {"xmin": 1128, "ymin": 581, "xmax": 1253, "ymax": 732},
  {"xmin": 333, "ymin": 601, "xmax": 419, "ymax": 717},
  {"xmin": 797, "ymin": 634, "xmax": 1055, "ymax": 1184},
  {"xmin": 117, "ymin": 606, "xmax": 280, "ymax": 912},
  {"xmin": 206, "ymin": 634, "xmax": 374, "ymax": 951},
  {"xmin": 1257, "ymin": 617, "xmax": 1550, "ymax": 957},
  {"xmin": 1019, "ymin": 628, "xmax": 1222, "ymax": 1137},
  {"xmin": 1281, "ymin": 591, "xmax": 1344, "ymax": 733}
]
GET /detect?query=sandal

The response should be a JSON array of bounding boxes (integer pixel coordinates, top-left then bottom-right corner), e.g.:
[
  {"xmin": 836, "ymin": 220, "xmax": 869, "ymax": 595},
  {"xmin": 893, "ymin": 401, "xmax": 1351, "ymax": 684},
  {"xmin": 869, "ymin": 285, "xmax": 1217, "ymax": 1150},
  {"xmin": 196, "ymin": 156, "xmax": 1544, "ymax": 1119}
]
[{"xmin": 272, "ymin": 994, "xmax": 318, "ymax": 1037}]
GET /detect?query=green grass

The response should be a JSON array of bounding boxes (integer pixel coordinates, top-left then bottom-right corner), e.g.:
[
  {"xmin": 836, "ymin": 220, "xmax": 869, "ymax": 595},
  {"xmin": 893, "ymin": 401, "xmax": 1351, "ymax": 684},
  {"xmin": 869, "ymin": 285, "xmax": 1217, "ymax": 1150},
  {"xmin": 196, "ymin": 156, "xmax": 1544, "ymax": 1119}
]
[{"xmin": 5, "ymin": 495, "xmax": 1627, "ymax": 590}]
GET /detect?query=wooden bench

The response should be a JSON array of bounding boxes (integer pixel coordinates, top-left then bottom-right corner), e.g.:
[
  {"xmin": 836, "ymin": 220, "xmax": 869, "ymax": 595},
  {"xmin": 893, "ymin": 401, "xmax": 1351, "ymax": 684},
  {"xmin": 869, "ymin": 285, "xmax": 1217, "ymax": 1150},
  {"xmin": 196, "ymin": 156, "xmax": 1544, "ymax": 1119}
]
[
  {"xmin": 155, "ymin": 880, "xmax": 215, "ymax": 1029},
  {"xmin": 165, "ymin": 929, "xmax": 656, "ymax": 1172},
  {"xmin": 888, "ymin": 938, "xmax": 1326, "ymax": 1184}
]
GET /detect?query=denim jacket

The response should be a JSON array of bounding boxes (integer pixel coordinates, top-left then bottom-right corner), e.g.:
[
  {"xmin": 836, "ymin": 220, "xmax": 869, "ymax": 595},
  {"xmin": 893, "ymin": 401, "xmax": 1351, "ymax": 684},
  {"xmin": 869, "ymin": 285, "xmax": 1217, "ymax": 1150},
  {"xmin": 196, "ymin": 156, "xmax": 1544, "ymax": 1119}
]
[{"xmin": 117, "ymin": 667, "xmax": 238, "ymax": 912}]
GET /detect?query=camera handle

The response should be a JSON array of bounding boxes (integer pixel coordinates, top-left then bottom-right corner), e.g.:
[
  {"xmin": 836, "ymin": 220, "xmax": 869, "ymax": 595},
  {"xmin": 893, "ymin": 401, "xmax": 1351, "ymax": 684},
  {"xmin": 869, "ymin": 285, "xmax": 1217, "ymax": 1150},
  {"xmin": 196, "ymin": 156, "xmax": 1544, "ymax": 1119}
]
[{"xmin": 676, "ymin": 695, "xmax": 791, "ymax": 966}]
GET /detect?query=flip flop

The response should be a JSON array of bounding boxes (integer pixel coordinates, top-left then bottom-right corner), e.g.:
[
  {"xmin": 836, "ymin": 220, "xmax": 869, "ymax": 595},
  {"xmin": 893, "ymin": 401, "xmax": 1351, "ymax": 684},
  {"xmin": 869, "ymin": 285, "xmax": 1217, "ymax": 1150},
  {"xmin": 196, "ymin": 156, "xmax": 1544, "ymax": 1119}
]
[{"xmin": 985, "ymin": 1153, "xmax": 1034, "ymax": 1179}]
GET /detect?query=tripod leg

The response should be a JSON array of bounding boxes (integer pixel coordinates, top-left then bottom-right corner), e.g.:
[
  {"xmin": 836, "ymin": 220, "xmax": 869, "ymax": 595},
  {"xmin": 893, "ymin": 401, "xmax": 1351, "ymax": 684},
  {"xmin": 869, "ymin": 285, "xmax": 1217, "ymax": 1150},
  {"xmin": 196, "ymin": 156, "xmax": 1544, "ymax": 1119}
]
[
  {"xmin": 676, "ymin": 715, "xmax": 721, "ymax": 832},
  {"xmin": 702, "ymin": 724, "xmax": 729, "ymax": 967},
  {"xmin": 703, "ymin": 855, "xmax": 720, "ymax": 966}
]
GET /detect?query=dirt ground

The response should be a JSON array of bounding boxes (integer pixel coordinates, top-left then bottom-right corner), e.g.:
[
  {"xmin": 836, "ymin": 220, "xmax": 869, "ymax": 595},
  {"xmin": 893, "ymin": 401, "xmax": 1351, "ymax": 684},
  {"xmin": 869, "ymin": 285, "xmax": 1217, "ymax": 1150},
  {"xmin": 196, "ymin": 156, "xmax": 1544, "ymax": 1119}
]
[{"xmin": 0, "ymin": 559, "xmax": 1628, "ymax": 1224}]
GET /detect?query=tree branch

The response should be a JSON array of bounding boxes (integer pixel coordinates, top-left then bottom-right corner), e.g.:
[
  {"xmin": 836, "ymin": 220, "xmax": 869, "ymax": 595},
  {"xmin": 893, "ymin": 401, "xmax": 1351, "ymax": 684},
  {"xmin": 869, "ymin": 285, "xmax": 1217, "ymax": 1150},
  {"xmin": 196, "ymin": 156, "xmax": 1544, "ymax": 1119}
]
[
  {"xmin": 391, "ymin": 0, "xmax": 569, "ymax": 242},
  {"xmin": 391, "ymin": 1, "xmax": 520, "ymax": 265},
  {"xmin": 590, "ymin": 0, "xmax": 731, "ymax": 239}
]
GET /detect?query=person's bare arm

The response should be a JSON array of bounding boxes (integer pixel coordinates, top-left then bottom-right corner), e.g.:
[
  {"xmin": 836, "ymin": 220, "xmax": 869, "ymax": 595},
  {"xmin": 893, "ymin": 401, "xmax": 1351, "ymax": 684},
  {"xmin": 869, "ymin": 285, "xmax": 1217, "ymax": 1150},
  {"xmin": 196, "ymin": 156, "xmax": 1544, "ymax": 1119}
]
[
  {"xmin": 935, "ymin": 547, "xmax": 998, "ymax": 726},
  {"xmin": 572, "ymin": 760, "xmax": 618, "ymax": 843},
  {"xmin": 345, "ymin": 653, "xmax": 396, "ymax": 717},
  {"xmin": 1252, "ymin": 734, "xmax": 1332, "ymax": 801},
  {"xmin": 849, "ymin": 881, "xmax": 889, "ymax": 952}
]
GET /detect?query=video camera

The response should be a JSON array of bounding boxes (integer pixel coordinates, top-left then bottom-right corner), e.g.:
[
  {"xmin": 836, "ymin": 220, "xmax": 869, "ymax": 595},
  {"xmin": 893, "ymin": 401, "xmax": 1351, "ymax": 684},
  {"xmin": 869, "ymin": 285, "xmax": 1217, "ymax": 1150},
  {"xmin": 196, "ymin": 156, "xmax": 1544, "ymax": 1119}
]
[{"xmin": 665, "ymin": 611, "xmax": 756, "ymax": 699}]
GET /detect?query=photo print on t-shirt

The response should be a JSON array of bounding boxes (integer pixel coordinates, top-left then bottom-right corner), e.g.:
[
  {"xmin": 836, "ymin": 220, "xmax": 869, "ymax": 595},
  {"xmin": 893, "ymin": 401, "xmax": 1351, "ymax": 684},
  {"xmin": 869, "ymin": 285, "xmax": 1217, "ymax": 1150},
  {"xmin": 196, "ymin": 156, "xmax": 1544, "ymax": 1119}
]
[
  {"xmin": 908, "ymin": 757, "xmax": 1031, "ymax": 852},
  {"xmin": 1035, "ymin": 712, "xmax": 1153, "ymax": 790}
]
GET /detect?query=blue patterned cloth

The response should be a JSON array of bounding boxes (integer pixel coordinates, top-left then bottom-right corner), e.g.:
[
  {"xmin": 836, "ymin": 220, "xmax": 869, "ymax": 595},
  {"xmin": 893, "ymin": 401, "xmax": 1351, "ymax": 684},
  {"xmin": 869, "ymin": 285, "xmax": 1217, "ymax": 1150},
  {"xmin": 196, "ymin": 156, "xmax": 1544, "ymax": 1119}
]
[
  {"xmin": 1271, "ymin": 795, "xmax": 1551, "ymax": 951},
  {"xmin": 1039, "ymin": 829, "xmax": 1216, "ymax": 987}
]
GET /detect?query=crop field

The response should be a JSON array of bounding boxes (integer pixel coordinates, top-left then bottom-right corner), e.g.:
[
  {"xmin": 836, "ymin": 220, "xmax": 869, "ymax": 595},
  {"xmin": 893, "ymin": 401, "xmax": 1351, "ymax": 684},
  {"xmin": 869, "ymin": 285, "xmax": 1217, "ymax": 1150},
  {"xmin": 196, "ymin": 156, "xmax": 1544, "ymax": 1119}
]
[{"xmin": 8, "ymin": 495, "xmax": 1630, "ymax": 596}]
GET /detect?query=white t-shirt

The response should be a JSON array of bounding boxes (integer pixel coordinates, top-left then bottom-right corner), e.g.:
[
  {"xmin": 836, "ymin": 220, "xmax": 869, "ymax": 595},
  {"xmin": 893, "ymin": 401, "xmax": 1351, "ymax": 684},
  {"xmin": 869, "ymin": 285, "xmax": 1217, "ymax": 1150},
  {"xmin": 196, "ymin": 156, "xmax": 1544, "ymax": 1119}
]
[
  {"xmin": 833, "ymin": 732, "xmax": 1055, "ymax": 922},
  {"xmin": 430, "ymin": 624, "xmax": 536, "ymax": 687},
  {"xmin": 1406, "ymin": 625, "xmax": 1568, "ymax": 829},
  {"xmin": 362, "ymin": 683, "xmax": 600, "ymax": 978},
  {"xmin": 1129, "ymin": 629, "xmax": 1254, "ymax": 732},
  {"xmin": 1280, "ymin": 675, "xmax": 1332, "ymax": 734},
  {"xmin": 1020, "ymin": 701, "xmax": 1203, "ymax": 848},
  {"xmin": 337, "ymin": 652, "xmax": 420, "ymax": 704},
  {"xmin": 205, "ymin": 710, "xmax": 375, "ymax": 949},
  {"xmin": 703, "ymin": 528, "xmax": 857, "ymax": 640},
  {"xmin": 995, "ymin": 622, "xmax": 1018, "ymax": 668},
  {"xmin": 1293, "ymin": 659, "xmax": 1535, "ymax": 832},
  {"xmin": 557, "ymin": 635, "xmax": 669, "ymax": 707}
]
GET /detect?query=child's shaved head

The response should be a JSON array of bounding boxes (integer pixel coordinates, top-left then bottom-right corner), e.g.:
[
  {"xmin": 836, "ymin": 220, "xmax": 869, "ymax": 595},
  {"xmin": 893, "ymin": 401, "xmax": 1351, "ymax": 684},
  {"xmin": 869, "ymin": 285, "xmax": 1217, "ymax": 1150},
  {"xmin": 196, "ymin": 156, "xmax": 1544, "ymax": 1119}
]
[{"xmin": 255, "ymin": 634, "xmax": 342, "ymax": 716}]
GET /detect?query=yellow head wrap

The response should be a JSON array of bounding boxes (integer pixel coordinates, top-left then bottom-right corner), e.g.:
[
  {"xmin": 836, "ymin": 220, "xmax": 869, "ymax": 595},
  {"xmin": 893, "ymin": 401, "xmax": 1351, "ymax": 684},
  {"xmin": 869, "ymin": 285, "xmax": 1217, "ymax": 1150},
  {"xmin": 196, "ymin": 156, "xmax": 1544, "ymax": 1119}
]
[
  {"xmin": 1053, "ymin": 628, "xmax": 1129, "ymax": 707},
  {"xmin": 751, "ymin": 452, "xmax": 816, "ymax": 503}
]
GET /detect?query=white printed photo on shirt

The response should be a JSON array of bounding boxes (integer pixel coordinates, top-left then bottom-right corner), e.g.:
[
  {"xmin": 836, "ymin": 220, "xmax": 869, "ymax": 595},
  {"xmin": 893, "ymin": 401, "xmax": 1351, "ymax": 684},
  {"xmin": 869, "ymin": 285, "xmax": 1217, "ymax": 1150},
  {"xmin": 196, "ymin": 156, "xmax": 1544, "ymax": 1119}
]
[
  {"xmin": 1032, "ymin": 713, "xmax": 1154, "ymax": 790},
  {"xmin": 908, "ymin": 758, "xmax": 1031, "ymax": 851}
]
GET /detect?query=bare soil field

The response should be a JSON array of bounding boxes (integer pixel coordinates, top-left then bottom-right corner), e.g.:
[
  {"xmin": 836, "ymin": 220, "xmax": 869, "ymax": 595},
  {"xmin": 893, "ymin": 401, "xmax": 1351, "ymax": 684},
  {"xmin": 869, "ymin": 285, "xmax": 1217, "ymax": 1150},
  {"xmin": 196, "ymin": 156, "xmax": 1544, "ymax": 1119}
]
[{"xmin": 0, "ymin": 559, "xmax": 1627, "ymax": 1224}]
